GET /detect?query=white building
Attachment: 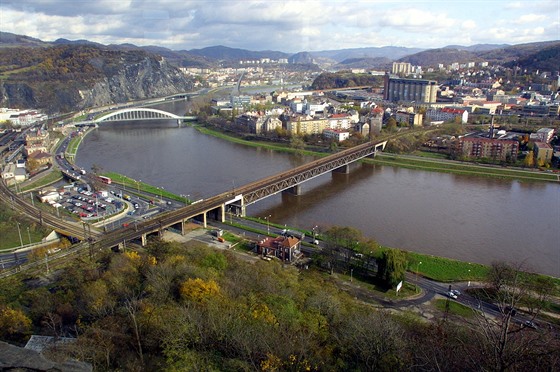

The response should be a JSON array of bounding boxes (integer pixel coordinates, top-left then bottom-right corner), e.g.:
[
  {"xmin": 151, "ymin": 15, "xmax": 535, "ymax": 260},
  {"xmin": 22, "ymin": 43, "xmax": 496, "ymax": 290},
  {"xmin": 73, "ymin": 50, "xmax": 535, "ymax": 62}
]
[{"xmin": 323, "ymin": 129, "xmax": 350, "ymax": 142}]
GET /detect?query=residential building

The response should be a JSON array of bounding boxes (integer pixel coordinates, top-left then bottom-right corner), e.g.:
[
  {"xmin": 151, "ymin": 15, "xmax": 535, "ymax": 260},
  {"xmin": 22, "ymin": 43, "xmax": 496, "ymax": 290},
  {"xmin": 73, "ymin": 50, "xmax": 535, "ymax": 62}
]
[
  {"xmin": 383, "ymin": 74, "xmax": 438, "ymax": 103},
  {"xmin": 534, "ymin": 142, "xmax": 553, "ymax": 164},
  {"xmin": 457, "ymin": 137, "xmax": 519, "ymax": 161},
  {"xmin": 323, "ymin": 129, "xmax": 350, "ymax": 142},
  {"xmin": 533, "ymin": 128, "xmax": 555, "ymax": 143},
  {"xmin": 392, "ymin": 62, "xmax": 412, "ymax": 76},
  {"xmin": 426, "ymin": 107, "xmax": 469, "ymax": 124},
  {"xmin": 328, "ymin": 113, "xmax": 352, "ymax": 130},
  {"xmin": 255, "ymin": 235, "xmax": 302, "ymax": 262},
  {"xmin": 395, "ymin": 111, "xmax": 423, "ymax": 127},
  {"xmin": 287, "ymin": 116, "xmax": 329, "ymax": 135}
]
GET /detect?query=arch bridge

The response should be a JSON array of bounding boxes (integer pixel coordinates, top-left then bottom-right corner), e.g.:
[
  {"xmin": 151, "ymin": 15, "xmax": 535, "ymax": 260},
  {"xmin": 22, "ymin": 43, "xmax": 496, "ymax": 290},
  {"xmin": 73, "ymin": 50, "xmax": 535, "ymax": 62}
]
[{"xmin": 95, "ymin": 108, "xmax": 197, "ymax": 123}]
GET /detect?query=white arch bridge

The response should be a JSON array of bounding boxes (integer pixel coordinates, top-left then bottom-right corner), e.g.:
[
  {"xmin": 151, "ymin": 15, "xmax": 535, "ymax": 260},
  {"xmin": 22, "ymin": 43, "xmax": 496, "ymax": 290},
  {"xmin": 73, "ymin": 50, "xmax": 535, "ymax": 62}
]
[{"xmin": 93, "ymin": 108, "xmax": 197, "ymax": 124}]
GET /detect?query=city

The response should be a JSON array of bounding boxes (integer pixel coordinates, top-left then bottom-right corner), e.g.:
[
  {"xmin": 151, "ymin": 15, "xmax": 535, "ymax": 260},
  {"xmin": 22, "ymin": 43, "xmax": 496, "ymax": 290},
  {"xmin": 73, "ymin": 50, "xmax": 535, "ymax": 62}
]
[{"xmin": 0, "ymin": 2, "xmax": 559, "ymax": 368}]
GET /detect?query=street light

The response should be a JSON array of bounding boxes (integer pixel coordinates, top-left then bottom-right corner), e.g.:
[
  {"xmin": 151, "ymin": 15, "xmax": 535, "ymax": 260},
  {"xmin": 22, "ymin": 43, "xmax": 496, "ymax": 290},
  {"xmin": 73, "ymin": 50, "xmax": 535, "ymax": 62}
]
[
  {"xmin": 350, "ymin": 268, "xmax": 354, "ymax": 282},
  {"xmin": 468, "ymin": 269, "xmax": 471, "ymax": 287},
  {"xmin": 15, "ymin": 222, "xmax": 23, "ymax": 248},
  {"xmin": 26, "ymin": 226, "xmax": 31, "ymax": 245},
  {"xmin": 137, "ymin": 179, "xmax": 141, "ymax": 193},
  {"xmin": 264, "ymin": 215, "xmax": 271, "ymax": 235},
  {"xmin": 416, "ymin": 261, "xmax": 422, "ymax": 292}
]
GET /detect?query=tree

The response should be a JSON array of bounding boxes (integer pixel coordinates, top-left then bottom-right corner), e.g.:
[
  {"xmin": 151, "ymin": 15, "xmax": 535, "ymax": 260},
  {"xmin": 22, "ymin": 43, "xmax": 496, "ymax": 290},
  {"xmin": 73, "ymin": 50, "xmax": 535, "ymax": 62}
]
[
  {"xmin": 464, "ymin": 261, "xmax": 559, "ymax": 371},
  {"xmin": 289, "ymin": 135, "xmax": 305, "ymax": 155},
  {"xmin": 376, "ymin": 249, "xmax": 407, "ymax": 288},
  {"xmin": 0, "ymin": 306, "xmax": 32, "ymax": 338},
  {"xmin": 386, "ymin": 117, "xmax": 397, "ymax": 132},
  {"xmin": 523, "ymin": 151, "xmax": 535, "ymax": 167}
]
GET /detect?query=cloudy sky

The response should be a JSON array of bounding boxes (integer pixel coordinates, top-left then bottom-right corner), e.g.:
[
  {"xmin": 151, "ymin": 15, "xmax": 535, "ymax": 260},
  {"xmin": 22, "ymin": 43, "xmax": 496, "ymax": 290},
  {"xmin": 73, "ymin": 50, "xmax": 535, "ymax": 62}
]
[{"xmin": 1, "ymin": 0, "xmax": 558, "ymax": 52}]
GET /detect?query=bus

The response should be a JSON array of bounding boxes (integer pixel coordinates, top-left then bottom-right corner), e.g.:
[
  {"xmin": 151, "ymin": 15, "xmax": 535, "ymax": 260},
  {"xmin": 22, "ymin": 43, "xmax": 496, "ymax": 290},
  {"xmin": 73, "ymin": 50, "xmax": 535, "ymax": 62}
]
[{"xmin": 99, "ymin": 176, "xmax": 112, "ymax": 184}]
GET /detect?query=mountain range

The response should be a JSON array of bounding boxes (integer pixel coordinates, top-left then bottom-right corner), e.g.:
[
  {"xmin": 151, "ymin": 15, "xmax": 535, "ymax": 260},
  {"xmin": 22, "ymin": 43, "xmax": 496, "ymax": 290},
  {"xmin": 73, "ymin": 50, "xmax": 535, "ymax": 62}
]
[{"xmin": 1, "ymin": 31, "xmax": 559, "ymax": 71}]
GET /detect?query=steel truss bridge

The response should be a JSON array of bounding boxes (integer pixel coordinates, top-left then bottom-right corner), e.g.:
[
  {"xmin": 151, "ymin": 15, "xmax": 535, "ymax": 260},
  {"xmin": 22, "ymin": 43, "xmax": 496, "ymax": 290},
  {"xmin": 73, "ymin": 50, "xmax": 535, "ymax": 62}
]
[
  {"xmin": 95, "ymin": 108, "xmax": 197, "ymax": 123},
  {"xmin": 0, "ymin": 139, "xmax": 387, "ymax": 276},
  {"xmin": 237, "ymin": 140, "xmax": 387, "ymax": 206}
]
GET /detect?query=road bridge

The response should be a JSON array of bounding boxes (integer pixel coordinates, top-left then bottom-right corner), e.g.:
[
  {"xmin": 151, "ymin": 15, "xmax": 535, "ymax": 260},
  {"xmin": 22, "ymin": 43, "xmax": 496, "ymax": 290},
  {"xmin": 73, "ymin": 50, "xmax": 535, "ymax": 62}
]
[
  {"xmin": 1, "ymin": 139, "xmax": 385, "ymax": 255},
  {"xmin": 101, "ymin": 139, "xmax": 387, "ymax": 246}
]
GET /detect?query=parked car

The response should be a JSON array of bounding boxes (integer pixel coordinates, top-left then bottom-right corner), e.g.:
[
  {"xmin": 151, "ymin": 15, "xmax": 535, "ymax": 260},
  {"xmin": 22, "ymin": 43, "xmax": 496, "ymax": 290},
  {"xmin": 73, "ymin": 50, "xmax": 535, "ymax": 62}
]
[
  {"xmin": 447, "ymin": 291, "xmax": 458, "ymax": 299},
  {"xmin": 451, "ymin": 289, "xmax": 461, "ymax": 296}
]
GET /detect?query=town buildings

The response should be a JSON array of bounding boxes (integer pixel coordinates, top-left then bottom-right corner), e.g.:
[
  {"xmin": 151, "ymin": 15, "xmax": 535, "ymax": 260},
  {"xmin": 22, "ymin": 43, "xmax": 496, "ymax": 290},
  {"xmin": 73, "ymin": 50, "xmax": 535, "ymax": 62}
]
[
  {"xmin": 383, "ymin": 74, "xmax": 438, "ymax": 103},
  {"xmin": 457, "ymin": 137, "xmax": 519, "ymax": 162}
]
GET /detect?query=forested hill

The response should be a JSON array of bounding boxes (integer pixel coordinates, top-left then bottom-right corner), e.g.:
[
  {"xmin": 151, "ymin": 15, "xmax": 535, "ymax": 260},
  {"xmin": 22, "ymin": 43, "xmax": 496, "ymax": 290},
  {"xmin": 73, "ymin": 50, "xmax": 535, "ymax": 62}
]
[
  {"xmin": 310, "ymin": 72, "xmax": 384, "ymax": 90},
  {"xmin": 0, "ymin": 45, "xmax": 193, "ymax": 113}
]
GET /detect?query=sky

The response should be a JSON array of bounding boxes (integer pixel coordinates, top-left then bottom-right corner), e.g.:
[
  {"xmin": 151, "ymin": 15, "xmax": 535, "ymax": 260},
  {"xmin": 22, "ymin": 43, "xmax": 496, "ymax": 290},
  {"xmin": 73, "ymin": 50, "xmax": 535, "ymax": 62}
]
[{"xmin": 1, "ymin": 0, "xmax": 559, "ymax": 53}]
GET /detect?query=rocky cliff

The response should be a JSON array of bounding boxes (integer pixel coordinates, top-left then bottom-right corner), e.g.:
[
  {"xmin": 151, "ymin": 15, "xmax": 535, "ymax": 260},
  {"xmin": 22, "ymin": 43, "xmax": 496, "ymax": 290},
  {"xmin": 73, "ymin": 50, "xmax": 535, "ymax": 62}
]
[{"xmin": 0, "ymin": 45, "xmax": 194, "ymax": 114}]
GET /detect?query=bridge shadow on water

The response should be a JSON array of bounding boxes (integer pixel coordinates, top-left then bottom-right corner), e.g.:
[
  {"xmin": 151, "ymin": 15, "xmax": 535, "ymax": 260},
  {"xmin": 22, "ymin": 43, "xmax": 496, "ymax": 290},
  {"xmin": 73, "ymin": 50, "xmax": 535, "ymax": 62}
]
[{"xmin": 251, "ymin": 162, "xmax": 382, "ymax": 221}]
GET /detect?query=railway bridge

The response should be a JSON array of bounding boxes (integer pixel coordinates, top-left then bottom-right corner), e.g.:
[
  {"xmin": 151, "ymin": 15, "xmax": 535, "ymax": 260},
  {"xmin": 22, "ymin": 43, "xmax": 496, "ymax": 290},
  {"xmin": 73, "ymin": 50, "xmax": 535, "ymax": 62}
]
[{"xmin": 109, "ymin": 139, "xmax": 387, "ymax": 246}]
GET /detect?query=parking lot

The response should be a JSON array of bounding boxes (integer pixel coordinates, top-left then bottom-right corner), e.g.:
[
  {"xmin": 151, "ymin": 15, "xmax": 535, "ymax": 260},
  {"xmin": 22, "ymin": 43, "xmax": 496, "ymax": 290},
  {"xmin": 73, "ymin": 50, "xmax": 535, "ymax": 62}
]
[{"xmin": 60, "ymin": 187, "xmax": 124, "ymax": 219}]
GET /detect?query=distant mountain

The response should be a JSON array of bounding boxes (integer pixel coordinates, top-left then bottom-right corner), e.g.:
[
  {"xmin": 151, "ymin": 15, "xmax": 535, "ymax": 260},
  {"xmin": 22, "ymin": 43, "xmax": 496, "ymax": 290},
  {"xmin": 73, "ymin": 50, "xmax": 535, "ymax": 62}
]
[
  {"xmin": 188, "ymin": 45, "xmax": 290, "ymax": 61},
  {"xmin": 399, "ymin": 48, "xmax": 478, "ymax": 66},
  {"xmin": 53, "ymin": 38, "xmax": 104, "ymax": 47},
  {"xmin": 0, "ymin": 31, "xmax": 48, "ymax": 47},
  {"xmin": 443, "ymin": 44, "xmax": 509, "ymax": 52},
  {"xmin": 333, "ymin": 57, "xmax": 393, "ymax": 70},
  {"xmin": 288, "ymin": 52, "xmax": 315, "ymax": 64},
  {"xmin": 502, "ymin": 42, "xmax": 560, "ymax": 72},
  {"xmin": 309, "ymin": 46, "xmax": 425, "ymax": 63}
]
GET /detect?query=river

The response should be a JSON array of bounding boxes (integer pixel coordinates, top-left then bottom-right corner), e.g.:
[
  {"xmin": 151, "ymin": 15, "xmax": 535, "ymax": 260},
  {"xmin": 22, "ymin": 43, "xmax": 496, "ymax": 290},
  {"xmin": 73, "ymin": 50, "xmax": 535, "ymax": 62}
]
[{"xmin": 75, "ymin": 100, "xmax": 560, "ymax": 277}]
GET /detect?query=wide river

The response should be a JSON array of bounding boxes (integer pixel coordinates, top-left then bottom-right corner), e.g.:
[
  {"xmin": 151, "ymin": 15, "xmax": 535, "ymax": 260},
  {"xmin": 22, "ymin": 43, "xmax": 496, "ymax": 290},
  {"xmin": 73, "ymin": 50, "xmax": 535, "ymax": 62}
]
[{"xmin": 76, "ymin": 101, "xmax": 560, "ymax": 277}]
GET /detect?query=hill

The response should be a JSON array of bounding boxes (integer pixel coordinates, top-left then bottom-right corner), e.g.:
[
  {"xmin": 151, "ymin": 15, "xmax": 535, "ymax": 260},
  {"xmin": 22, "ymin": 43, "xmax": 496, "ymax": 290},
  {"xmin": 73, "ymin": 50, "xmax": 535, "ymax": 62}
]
[
  {"xmin": 0, "ymin": 44, "xmax": 194, "ymax": 113},
  {"xmin": 399, "ymin": 40, "xmax": 560, "ymax": 69},
  {"xmin": 188, "ymin": 45, "xmax": 290, "ymax": 61}
]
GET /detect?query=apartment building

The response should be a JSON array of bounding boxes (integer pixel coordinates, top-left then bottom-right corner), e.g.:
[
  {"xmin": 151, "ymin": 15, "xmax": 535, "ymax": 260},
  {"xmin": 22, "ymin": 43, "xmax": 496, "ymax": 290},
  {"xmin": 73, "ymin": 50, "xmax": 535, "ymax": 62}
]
[
  {"xmin": 426, "ymin": 107, "xmax": 469, "ymax": 124},
  {"xmin": 287, "ymin": 116, "xmax": 329, "ymax": 135},
  {"xmin": 457, "ymin": 137, "xmax": 519, "ymax": 161},
  {"xmin": 534, "ymin": 142, "xmax": 553, "ymax": 164}
]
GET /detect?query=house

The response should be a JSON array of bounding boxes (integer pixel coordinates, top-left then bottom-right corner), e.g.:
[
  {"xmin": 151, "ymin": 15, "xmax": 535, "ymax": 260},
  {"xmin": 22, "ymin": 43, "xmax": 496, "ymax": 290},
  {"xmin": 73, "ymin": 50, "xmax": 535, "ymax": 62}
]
[{"xmin": 255, "ymin": 235, "xmax": 302, "ymax": 262}]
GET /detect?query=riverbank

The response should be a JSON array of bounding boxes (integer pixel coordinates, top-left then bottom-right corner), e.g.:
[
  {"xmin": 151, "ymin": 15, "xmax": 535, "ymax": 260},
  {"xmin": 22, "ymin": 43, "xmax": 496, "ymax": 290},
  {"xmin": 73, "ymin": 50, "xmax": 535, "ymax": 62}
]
[{"xmin": 195, "ymin": 124, "xmax": 559, "ymax": 183}]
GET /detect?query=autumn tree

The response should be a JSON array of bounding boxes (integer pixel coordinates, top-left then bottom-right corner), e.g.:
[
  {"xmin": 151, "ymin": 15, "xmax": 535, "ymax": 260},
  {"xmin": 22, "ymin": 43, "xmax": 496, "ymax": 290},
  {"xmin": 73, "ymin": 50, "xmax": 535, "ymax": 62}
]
[{"xmin": 0, "ymin": 306, "xmax": 32, "ymax": 340}]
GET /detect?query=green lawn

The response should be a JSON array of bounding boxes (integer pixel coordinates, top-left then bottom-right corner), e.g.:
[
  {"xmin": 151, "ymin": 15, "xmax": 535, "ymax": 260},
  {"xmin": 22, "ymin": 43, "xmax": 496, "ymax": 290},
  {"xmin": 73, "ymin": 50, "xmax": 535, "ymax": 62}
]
[
  {"xmin": 406, "ymin": 251, "xmax": 489, "ymax": 282},
  {"xmin": 434, "ymin": 298, "xmax": 477, "ymax": 317}
]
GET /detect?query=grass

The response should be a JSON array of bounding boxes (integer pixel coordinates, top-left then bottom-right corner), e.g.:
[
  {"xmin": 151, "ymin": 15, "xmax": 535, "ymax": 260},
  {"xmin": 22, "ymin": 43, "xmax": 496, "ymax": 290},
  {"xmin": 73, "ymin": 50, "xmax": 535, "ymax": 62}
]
[
  {"xmin": 406, "ymin": 251, "xmax": 490, "ymax": 282},
  {"xmin": 20, "ymin": 170, "xmax": 64, "ymax": 192},
  {"xmin": 194, "ymin": 125, "xmax": 329, "ymax": 157},
  {"xmin": 367, "ymin": 154, "xmax": 558, "ymax": 182},
  {"xmin": 434, "ymin": 298, "xmax": 477, "ymax": 317},
  {"xmin": 103, "ymin": 172, "xmax": 188, "ymax": 203}
]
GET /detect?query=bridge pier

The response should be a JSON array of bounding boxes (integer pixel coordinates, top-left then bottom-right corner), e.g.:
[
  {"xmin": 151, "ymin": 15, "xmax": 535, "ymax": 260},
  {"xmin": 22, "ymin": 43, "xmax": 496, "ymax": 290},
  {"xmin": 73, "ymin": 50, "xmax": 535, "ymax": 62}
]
[
  {"xmin": 283, "ymin": 184, "xmax": 301, "ymax": 196},
  {"xmin": 219, "ymin": 205, "xmax": 225, "ymax": 223},
  {"xmin": 333, "ymin": 164, "xmax": 350, "ymax": 174},
  {"xmin": 141, "ymin": 234, "xmax": 147, "ymax": 247}
]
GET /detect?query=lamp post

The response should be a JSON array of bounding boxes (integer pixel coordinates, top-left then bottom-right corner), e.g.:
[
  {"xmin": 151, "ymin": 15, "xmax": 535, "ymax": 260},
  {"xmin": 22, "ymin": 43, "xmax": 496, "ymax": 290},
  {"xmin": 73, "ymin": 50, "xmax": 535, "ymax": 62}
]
[
  {"xmin": 137, "ymin": 179, "xmax": 141, "ymax": 193},
  {"xmin": 468, "ymin": 269, "xmax": 471, "ymax": 287},
  {"xmin": 16, "ymin": 222, "xmax": 23, "ymax": 248},
  {"xmin": 264, "ymin": 215, "xmax": 271, "ymax": 235},
  {"xmin": 27, "ymin": 226, "xmax": 31, "ymax": 245},
  {"xmin": 416, "ymin": 261, "xmax": 422, "ymax": 292},
  {"xmin": 350, "ymin": 268, "xmax": 354, "ymax": 282}
]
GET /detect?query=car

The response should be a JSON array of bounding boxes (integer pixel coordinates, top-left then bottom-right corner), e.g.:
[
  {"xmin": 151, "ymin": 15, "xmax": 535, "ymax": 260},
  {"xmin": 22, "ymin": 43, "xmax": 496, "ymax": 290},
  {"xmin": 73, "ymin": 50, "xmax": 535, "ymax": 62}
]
[
  {"xmin": 313, "ymin": 239, "xmax": 319, "ymax": 245},
  {"xmin": 524, "ymin": 320, "xmax": 538, "ymax": 329},
  {"xmin": 451, "ymin": 289, "xmax": 461, "ymax": 296},
  {"xmin": 447, "ymin": 291, "xmax": 458, "ymax": 299}
]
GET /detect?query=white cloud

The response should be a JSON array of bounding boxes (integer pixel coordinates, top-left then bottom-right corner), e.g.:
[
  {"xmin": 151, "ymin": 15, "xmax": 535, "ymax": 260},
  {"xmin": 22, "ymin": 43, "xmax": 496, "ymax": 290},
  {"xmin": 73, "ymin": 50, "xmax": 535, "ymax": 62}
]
[
  {"xmin": 517, "ymin": 14, "xmax": 548, "ymax": 24},
  {"xmin": 0, "ymin": 0, "xmax": 558, "ymax": 51}
]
